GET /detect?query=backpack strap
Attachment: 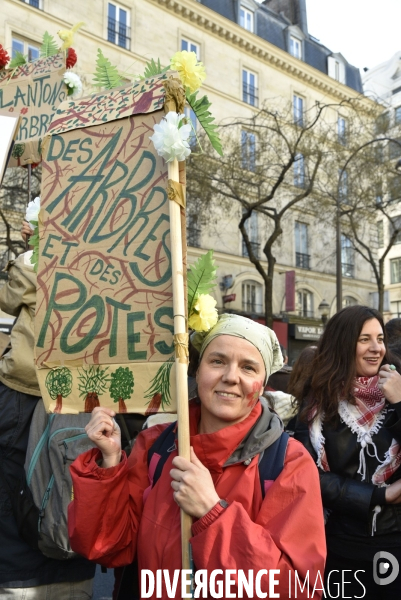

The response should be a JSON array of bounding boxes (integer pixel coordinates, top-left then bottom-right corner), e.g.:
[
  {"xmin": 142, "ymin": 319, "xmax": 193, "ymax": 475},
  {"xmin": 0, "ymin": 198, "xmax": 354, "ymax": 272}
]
[{"xmin": 258, "ymin": 431, "xmax": 289, "ymax": 498}]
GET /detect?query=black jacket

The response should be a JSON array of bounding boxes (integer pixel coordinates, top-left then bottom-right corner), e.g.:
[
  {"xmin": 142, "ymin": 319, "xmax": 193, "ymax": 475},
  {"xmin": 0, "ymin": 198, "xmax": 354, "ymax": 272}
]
[{"xmin": 294, "ymin": 402, "xmax": 401, "ymax": 541}]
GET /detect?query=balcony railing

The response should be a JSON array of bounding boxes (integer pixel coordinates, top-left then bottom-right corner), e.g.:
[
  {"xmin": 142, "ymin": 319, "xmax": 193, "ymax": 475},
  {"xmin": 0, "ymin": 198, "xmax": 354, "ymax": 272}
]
[
  {"xmin": 242, "ymin": 84, "xmax": 258, "ymax": 107},
  {"xmin": 242, "ymin": 302, "xmax": 263, "ymax": 314},
  {"xmin": 187, "ymin": 227, "xmax": 201, "ymax": 248},
  {"xmin": 242, "ymin": 241, "xmax": 260, "ymax": 259},
  {"xmin": 342, "ymin": 262, "xmax": 355, "ymax": 278},
  {"xmin": 107, "ymin": 18, "xmax": 131, "ymax": 49},
  {"xmin": 297, "ymin": 310, "xmax": 314, "ymax": 318},
  {"xmin": 296, "ymin": 252, "xmax": 310, "ymax": 269}
]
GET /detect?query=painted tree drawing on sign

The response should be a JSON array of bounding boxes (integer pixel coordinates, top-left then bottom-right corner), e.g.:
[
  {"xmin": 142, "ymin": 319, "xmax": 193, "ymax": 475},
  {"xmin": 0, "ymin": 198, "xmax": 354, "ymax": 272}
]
[
  {"xmin": 78, "ymin": 365, "xmax": 110, "ymax": 413},
  {"xmin": 144, "ymin": 359, "xmax": 173, "ymax": 416},
  {"xmin": 45, "ymin": 367, "xmax": 73, "ymax": 413},
  {"xmin": 109, "ymin": 367, "xmax": 134, "ymax": 413},
  {"xmin": 12, "ymin": 144, "xmax": 25, "ymax": 167}
]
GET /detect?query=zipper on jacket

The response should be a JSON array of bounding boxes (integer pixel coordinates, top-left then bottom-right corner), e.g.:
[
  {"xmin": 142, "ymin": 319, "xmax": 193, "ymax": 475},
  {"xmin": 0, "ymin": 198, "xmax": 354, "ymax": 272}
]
[
  {"xmin": 38, "ymin": 473, "xmax": 55, "ymax": 532},
  {"xmin": 47, "ymin": 427, "xmax": 87, "ymax": 449},
  {"xmin": 61, "ymin": 433, "xmax": 88, "ymax": 464}
]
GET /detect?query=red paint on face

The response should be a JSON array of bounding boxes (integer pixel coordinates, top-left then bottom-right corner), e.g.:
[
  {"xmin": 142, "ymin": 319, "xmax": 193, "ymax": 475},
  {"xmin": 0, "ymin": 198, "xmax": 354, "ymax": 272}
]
[{"xmin": 247, "ymin": 381, "xmax": 263, "ymax": 407}]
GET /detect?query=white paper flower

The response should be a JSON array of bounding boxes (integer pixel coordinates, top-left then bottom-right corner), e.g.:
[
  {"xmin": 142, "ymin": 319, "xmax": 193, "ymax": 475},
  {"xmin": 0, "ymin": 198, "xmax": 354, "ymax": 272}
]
[
  {"xmin": 149, "ymin": 112, "xmax": 191, "ymax": 163},
  {"xmin": 25, "ymin": 196, "xmax": 40, "ymax": 230},
  {"xmin": 63, "ymin": 71, "xmax": 83, "ymax": 99}
]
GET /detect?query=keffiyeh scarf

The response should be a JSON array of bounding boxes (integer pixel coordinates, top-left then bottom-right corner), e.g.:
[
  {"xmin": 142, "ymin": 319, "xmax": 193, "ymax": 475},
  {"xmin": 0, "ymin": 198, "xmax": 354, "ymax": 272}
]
[{"xmin": 309, "ymin": 376, "xmax": 401, "ymax": 485}]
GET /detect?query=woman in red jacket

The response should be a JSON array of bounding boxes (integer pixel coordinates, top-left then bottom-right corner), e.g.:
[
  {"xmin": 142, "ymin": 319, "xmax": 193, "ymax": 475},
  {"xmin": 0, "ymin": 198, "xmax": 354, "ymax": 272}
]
[{"xmin": 69, "ymin": 314, "xmax": 326, "ymax": 599}]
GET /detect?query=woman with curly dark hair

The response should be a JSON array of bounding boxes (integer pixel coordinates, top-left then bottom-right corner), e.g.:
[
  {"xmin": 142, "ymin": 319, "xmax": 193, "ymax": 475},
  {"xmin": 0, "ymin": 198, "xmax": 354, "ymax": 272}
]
[{"xmin": 294, "ymin": 305, "xmax": 401, "ymax": 599}]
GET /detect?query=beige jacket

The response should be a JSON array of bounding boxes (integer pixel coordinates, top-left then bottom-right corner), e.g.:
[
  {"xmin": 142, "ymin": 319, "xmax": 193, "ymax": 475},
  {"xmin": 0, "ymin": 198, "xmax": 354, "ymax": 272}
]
[{"xmin": 0, "ymin": 252, "xmax": 40, "ymax": 396}]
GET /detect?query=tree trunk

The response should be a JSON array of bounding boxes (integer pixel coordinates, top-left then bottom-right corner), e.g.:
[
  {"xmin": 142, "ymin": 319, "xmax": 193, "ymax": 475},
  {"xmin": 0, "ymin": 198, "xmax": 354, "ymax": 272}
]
[
  {"xmin": 118, "ymin": 398, "xmax": 127, "ymax": 413},
  {"xmin": 54, "ymin": 394, "xmax": 62, "ymax": 414},
  {"xmin": 84, "ymin": 392, "xmax": 100, "ymax": 413},
  {"xmin": 378, "ymin": 260, "xmax": 385, "ymax": 315},
  {"xmin": 145, "ymin": 393, "xmax": 162, "ymax": 416},
  {"xmin": 265, "ymin": 274, "xmax": 274, "ymax": 329}
]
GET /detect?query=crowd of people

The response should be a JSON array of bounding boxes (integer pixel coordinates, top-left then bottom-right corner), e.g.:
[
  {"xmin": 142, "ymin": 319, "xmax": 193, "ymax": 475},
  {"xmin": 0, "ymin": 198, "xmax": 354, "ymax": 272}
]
[{"xmin": 0, "ymin": 225, "xmax": 401, "ymax": 598}]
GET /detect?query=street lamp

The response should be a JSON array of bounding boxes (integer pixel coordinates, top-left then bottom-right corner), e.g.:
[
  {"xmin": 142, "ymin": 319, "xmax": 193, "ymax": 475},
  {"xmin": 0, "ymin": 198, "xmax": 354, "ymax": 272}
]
[{"xmin": 318, "ymin": 298, "xmax": 330, "ymax": 327}]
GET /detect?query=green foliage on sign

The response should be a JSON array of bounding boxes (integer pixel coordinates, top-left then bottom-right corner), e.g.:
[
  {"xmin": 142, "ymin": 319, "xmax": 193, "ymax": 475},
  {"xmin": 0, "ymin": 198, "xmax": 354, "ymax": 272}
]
[
  {"xmin": 9, "ymin": 51, "xmax": 27, "ymax": 69},
  {"xmin": 45, "ymin": 367, "xmax": 73, "ymax": 399},
  {"xmin": 144, "ymin": 358, "xmax": 173, "ymax": 414},
  {"xmin": 93, "ymin": 48, "xmax": 123, "ymax": 89},
  {"xmin": 78, "ymin": 365, "xmax": 110, "ymax": 396},
  {"xmin": 187, "ymin": 250, "xmax": 217, "ymax": 317},
  {"xmin": 110, "ymin": 367, "xmax": 134, "ymax": 402},
  {"xmin": 186, "ymin": 90, "xmax": 223, "ymax": 156},
  {"xmin": 142, "ymin": 58, "xmax": 169, "ymax": 80},
  {"xmin": 40, "ymin": 32, "xmax": 59, "ymax": 58}
]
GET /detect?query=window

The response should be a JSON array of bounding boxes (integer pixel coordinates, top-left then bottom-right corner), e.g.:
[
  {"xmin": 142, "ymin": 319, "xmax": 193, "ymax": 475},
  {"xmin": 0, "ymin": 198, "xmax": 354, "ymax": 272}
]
[
  {"xmin": 108, "ymin": 2, "xmax": 130, "ymax": 49},
  {"xmin": 389, "ymin": 176, "xmax": 401, "ymax": 203},
  {"xmin": 240, "ymin": 7, "xmax": 254, "ymax": 32},
  {"xmin": 21, "ymin": 0, "xmax": 41, "ymax": 7},
  {"xmin": 343, "ymin": 296, "xmax": 358, "ymax": 308},
  {"xmin": 290, "ymin": 37, "xmax": 302, "ymax": 59},
  {"xmin": 376, "ymin": 112, "xmax": 390, "ymax": 134},
  {"xmin": 184, "ymin": 106, "xmax": 197, "ymax": 147},
  {"xmin": 295, "ymin": 221, "xmax": 310, "ymax": 269},
  {"xmin": 181, "ymin": 38, "xmax": 200, "ymax": 58},
  {"xmin": 338, "ymin": 116, "xmax": 346, "ymax": 145},
  {"xmin": 297, "ymin": 289, "xmax": 314, "ymax": 317},
  {"xmin": 293, "ymin": 153, "xmax": 305, "ymax": 188},
  {"xmin": 375, "ymin": 143, "xmax": 384, "ymax": 164},
  {"xmin": 242, "ymin": 69, "xmax": 258, "ymax": 106},
  {"xmin": 391, "ymin": 258, "xmax": 401, "ymax": 284},
  {"xmin": 375, "ymin": 182, "xmax": 383, "ymax": 205},
  {"xmin": 242, "ymin": 281, "xmax": 263, "ymax": 314},
  {"xmin": 377, "ymin": 220, "xmax": 384, "ymax": 247},
  {"xmin": 293, "ymin": 94, "xmax": 304, "ymax": 127},
  {"xmin": 11, "ymin": 36, "xmax": 39, "ymax": 62},
  {"xmin": 328, "ymin": 56, "xmax": 346, "ymax": 83},
  {"xmin": 396, "ymin": 107, "xmax": 401, "ymax": 125},
  {"xmin": 339, "ymin": 169, "xmax": 348, "ymax": 203},
  {"xmin": 341, "ymin": 234, "xmax": 354, "ymax": 278},
  {"xmin": 389, "ymin": 138, "xmax": 401, "ymax": 160},
  {"xmin": 186, "ymin": 211, "xmax": 201, "ymax": 248},
  {"xmin": 242, "ymin": 211, "xmax": 259, "ymax": 258},
  {"xmin": 241, "ymin": 130, "xmax": 256, "ymax": 171},
  {"xmin": 389, "ymin": 216, "xmax": 401, "ymax": 244},
  {"xmin": 391, "ymin": 300, "xmax": 401, "ymax": 317}
]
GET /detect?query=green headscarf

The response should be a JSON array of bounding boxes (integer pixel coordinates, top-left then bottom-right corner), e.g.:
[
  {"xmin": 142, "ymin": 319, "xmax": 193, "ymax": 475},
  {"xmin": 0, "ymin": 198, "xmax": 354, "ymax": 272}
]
[{"xmin": 191, "ymin": 314, "xmax": 283, "ymax": 384}]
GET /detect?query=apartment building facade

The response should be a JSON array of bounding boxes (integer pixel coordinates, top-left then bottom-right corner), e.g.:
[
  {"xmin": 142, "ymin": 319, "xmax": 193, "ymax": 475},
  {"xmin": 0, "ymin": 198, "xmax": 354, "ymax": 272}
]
[{"xmin": 2, "ymin": 0, "xmax": 379, "ymax": 360}]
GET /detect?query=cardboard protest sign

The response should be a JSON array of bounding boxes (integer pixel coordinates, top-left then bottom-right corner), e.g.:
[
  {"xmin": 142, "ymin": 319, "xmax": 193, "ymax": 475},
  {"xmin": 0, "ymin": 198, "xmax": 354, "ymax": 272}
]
[
  {"xmin": 0, "ymin": 54, "xmax": 66, "ymax": 167},
  {"xmin": 35, "ymin": 74, "xmax": 184, "ymax": 414}
]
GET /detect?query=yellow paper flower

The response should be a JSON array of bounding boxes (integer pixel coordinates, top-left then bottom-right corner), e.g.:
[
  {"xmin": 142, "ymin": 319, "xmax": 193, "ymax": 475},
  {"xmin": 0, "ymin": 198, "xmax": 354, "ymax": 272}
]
[
  {"xmin": 188, "ymin": 294, "xmax": 218, "ymax": 332},
  {"xmin": 170, "ymin": 50, "xmax": 206, "ymax": 94}
]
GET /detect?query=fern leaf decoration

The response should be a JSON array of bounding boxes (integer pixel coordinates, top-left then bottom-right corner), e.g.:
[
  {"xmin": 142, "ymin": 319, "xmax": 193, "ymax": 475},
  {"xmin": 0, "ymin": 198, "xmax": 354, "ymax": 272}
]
[
  {"xmin": 186, "ymin": 89, "xmax": 223, "ymax": 156},
  {"xmin": 142, "ymin": 58, "xmax": 169, "ymax": 80},
  {"xmin": 93, "ymin": 48, "xmax": 123, "ymax": 89},
  {"xmin": 9, "ymin": 52, "xmax": 27, "ymax": 69},
  {"xmin": 40, "ymin": 31, "xmax": 59, "ymax": 58},
  {"xmin": 187, "ymin": 250, "xmax": 217, "ymax": 317}
]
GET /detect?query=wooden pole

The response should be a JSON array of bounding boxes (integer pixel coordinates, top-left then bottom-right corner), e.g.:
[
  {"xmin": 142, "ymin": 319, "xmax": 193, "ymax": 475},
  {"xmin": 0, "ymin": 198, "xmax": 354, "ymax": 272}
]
[
  {"xmin": 26, "ymin": 163, "xmax": 32, "ymax": 251},
  {"xmin": 167, "ymin": 158, "xmax": 192, "ymax": 581}
]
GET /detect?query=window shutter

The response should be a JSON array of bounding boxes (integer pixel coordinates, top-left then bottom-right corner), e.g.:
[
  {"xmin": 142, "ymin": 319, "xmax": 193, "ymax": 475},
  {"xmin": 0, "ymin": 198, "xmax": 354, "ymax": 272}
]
[
  {"xmin": 328, "ymin": 56, "xmax": 336, "ymax": 79},
  {"xmin": 339, "ymin": 62, "xmax": 346, "ymax": 84}
]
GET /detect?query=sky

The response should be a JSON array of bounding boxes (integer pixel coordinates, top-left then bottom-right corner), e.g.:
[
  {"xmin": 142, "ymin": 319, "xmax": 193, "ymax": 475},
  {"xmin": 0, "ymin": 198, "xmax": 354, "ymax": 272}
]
[{"xmin": 305, "ymin": 0, "xmax": 401, "ymax": 71}]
